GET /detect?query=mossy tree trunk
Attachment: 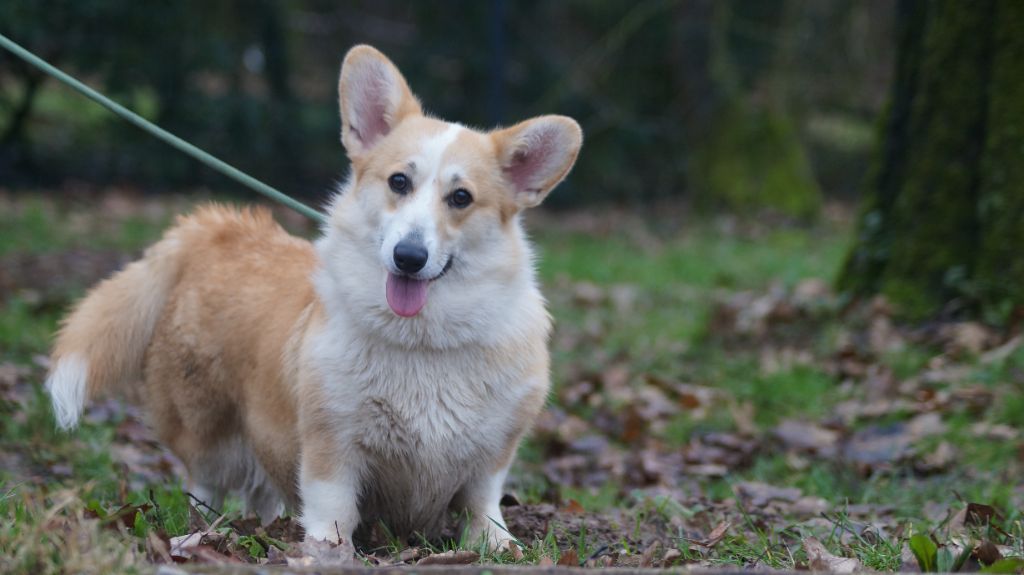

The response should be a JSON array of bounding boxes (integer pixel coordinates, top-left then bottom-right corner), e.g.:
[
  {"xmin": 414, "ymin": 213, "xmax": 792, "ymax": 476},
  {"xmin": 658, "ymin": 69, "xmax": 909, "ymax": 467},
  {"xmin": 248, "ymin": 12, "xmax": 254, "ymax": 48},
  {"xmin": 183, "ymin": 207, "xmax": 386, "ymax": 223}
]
[{"xmin": 839, "ymin": 0, "xmax": 1024, "ymax": 321}]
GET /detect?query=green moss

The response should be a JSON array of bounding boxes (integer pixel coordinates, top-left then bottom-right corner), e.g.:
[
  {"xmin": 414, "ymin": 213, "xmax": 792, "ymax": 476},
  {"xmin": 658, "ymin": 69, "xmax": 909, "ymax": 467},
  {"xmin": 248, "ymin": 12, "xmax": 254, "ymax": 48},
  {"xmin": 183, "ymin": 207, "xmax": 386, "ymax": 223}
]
[
  {"xmin": 975, "ymin": 0, "xmax": 1024, "ymax": 316},
  {"xmin": 837, "ymin": 0, "xmax": 1024, "ymax": 322},
  {"xmin": 693, "ymin": 102, "xmax": 822, "ymax": 220},
  {"xmin": 877, "ymin": 0, "xmax": 994, "ymax": 318},
  {"xmin": 837, "ymin": 0, "xmax": 929, "ymax": 297}
]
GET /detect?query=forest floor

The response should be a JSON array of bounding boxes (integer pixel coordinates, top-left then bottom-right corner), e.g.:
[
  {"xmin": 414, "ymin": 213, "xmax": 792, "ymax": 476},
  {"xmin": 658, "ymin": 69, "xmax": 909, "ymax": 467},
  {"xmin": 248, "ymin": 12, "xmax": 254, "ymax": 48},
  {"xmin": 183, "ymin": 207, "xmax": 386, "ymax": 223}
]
[{"xmin": 1, "ymin": 188, "xmax": 1022, "ymax": 573}]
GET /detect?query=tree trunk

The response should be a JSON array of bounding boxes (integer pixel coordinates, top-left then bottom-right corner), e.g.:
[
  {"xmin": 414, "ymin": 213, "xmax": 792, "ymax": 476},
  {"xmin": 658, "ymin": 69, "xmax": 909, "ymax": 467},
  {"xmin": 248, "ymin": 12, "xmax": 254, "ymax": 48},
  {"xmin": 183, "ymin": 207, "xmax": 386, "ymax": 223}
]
[{"xmin": 839, "ymin": 0, "xmax": 1024, "ymax": 322}]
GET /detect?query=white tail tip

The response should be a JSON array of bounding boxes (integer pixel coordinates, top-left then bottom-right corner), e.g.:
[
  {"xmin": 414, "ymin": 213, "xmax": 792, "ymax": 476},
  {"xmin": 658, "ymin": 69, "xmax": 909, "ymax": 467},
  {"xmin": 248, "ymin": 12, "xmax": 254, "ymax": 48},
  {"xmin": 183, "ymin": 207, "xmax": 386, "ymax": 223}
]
[{"xmin": 45, "ymin": 354, "xmax": 88, "ymax": 429}]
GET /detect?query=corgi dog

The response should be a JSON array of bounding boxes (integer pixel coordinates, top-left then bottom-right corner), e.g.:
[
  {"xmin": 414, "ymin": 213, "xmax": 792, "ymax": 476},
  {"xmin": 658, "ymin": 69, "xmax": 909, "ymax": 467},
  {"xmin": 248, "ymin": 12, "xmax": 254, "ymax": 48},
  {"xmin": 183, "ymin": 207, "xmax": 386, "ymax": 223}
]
[{"xmin": 45, "ymin": 45, "xmax": 581, "ymax": 554}]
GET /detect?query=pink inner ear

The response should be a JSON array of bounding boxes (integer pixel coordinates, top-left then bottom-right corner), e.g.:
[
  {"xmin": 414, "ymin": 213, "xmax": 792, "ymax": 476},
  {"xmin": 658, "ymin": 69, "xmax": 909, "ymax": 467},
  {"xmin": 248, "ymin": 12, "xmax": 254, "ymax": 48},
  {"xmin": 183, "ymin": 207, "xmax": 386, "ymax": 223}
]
[
  {"xmin": 349, "ymin": 68, "xmax": 392, "ymax": 149},
  {"xmin": 505, "ymin": 127, "xmax": 559, "ymax": 193}
]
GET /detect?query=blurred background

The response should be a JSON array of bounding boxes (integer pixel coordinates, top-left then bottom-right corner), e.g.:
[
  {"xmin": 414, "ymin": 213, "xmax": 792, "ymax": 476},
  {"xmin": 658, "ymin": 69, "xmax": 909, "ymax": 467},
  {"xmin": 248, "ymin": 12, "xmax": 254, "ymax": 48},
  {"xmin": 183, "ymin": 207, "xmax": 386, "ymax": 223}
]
[
  {"xmin": 3, "ymin": 3, "xmax": 1024, "ymax": 568},
  {"xmin": 0, "ymin": 0, "xmax": 893, "ymax": 211}
]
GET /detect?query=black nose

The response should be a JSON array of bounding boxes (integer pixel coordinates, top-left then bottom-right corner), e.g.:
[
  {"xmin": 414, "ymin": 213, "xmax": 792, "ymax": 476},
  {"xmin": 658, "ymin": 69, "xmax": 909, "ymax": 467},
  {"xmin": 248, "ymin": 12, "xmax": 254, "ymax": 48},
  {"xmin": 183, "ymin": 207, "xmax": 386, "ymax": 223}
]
[{"xmin": 393, "ymin": 241, "xmax": 428, "ymax": 273}]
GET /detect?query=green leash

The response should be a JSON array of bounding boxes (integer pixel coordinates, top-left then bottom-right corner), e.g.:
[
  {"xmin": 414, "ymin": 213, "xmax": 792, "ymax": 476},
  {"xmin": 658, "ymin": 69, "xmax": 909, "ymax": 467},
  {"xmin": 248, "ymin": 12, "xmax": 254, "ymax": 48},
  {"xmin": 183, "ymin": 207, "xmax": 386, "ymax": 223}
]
[{"xmin": 0, "ymin": 33, "xmax": 327, "ymax": 224}]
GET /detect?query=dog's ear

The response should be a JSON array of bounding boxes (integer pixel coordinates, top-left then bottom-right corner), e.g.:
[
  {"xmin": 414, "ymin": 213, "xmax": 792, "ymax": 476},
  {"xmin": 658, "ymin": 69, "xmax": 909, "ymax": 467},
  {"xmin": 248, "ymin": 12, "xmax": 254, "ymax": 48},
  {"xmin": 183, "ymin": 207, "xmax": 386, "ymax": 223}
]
[
  {"xmin": 338, "ymin": 45, "xmax": 422, "ymax": 158},
  {"xmin": 492, "ymin": 115, "xmax": 583, "ymax": 209}
]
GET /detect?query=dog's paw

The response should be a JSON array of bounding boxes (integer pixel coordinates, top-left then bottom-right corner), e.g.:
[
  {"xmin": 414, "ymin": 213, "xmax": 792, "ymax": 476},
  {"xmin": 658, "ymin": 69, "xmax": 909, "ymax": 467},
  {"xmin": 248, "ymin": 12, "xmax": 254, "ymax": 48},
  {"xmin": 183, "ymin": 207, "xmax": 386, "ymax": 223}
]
[
  {"xmin": 490, "ymin": 535, "xmax": 515, "ymax": 554},
  {"xmin": 474, "ymin": 527, "xmax": 515, "ymax": 554},
  {"xmin": 286, "ymin": 535, "xmax": 356, "ymax": 567}
]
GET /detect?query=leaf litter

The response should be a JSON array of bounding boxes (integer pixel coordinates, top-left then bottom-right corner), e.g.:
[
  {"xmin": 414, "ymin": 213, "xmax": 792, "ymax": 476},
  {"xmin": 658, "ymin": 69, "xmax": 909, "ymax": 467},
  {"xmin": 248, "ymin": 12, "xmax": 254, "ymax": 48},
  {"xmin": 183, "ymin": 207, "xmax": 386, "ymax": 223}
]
[{"xmin": 2, "ymin": 193, "xmax": 1023, "ymax": 571}]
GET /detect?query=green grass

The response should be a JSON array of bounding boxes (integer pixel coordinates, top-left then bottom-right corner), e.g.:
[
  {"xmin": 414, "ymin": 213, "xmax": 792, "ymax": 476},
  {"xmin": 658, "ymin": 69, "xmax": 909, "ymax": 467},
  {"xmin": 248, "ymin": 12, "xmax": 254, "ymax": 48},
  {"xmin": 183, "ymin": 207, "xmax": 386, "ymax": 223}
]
[{"xmin": 1, "ymin": 194, "xmax": 1021, "ymax": 571}]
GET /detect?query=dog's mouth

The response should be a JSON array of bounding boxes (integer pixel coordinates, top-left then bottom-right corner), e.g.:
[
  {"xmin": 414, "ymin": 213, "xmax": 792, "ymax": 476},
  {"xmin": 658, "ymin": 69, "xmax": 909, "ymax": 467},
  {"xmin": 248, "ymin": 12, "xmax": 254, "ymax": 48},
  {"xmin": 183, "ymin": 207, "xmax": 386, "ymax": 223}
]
[{"xmin": 385, "ymin": 257, "xmax": 453, "ymax": 318}]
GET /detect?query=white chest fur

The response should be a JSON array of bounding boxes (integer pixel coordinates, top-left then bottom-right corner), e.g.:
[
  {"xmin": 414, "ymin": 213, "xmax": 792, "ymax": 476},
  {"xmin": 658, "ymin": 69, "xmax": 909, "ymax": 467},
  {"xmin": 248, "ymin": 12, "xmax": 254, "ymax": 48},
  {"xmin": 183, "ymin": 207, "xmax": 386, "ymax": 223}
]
[{"xmin": 302, "ymin": 312, "xmax": 545, "ymax": 534}]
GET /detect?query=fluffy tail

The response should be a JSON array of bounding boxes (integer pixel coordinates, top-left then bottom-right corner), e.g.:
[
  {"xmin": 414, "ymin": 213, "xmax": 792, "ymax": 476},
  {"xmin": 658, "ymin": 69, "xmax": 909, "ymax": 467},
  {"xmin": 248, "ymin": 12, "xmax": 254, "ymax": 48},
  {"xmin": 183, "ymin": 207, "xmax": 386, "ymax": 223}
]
[{"xmin": 46, "ymin": 235, "xmax": 182, "ymax": 429}]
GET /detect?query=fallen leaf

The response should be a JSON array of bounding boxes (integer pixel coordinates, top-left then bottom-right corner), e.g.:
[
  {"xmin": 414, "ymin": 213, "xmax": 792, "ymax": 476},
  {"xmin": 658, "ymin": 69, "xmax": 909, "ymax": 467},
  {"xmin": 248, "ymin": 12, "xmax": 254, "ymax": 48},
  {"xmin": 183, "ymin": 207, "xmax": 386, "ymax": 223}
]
[
  {"xmin": 557, "ymin": 548, "xmax": 579, "ymax": 567},
  {"xmin": 509, "ymin": 543, "xmax": 524, "ymax": 561},
  {"xmin": 416, "ymin": 550, "xmax": 480, "ymax": 565},
  {"xmin": 949, "ymin": 502, "xmax": 998, "ymax": 535},
  {"xmin": 970, "ymin": 423, "xmax": 1019, "ymax": 441},
  {"xmin": 941, "ymin": 322, "xmax": 996, "ymax": 356},
  {"xmin": 286, "ymin": 537, "xmax": 356, "ymax": 567},
  {"xmin": 685, "ymin": 520, "xmax": 731, "ymax": 548},
  {"xmin": 661, "ymin": 547, "xmax": 683, "ymax": 567},
  {"xmin": 572, "ymin": 282, "xmax": 604, "ymax": 307},
  {"xmin": 981, "ymin": 335, "xmax": 1023, "ymax": 364},
  {"xmin": 804, "ymin": 536, "xmax": 864, "ymax": 573},
  {"xmin": 191, "ymin": 545, "xmax": 242, "ymax": 564},
  {"xmin": 735, "ymin": 481, "xmax": 802, "ymax": 508},
  {"xmin": 561, "ymin": 499, "xmax": 585, "ymax": 514},
  {"xmin": 146, "ymin": 530, "xmax": 172, "ymax": 564},
  {"xmin": 169, "ymin": 530, "xmax": 225, "ymax": 560},
  {"xmin": 774, "ymin": 420, "xmax": 840, "ymax": 453},
  {"xmin": 915, "ymin": 441, "xmax": 957, "ymax": 473},
  {"xmin": 640, "ymin": 541, "xmax": 660, "ymax": 567},
  {"xmin": 975, "ymin": 540, "xmax": 1004, "ymax": 566},
  {"xmin": 398, "ymin": 547, "xmax": 421, "ymax": 562}
]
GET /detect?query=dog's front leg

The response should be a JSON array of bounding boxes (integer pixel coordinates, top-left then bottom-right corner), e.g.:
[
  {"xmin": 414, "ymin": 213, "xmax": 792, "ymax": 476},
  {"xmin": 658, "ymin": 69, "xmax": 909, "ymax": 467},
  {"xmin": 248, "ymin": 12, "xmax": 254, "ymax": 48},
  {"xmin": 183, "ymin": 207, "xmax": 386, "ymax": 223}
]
[
  {"xmin": 298, "ymin": 442, "xmax": 363, "ymax": 562},
  {"xmin": 457, "ymin": 463, "xmax": 514, "ymax": 552}
]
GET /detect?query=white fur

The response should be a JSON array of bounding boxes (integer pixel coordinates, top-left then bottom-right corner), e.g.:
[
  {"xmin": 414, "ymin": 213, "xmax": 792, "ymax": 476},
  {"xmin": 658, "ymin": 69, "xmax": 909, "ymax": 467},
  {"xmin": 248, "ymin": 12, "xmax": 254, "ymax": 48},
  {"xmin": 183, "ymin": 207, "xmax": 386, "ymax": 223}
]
[
  {"xmin": 378, "ymin": 123, "xmax": 464, "ymax": 279},
  {"xmin": 47, "ymin": 47, "xmax": 573, "ymax": 553},
  {"xmin": 461, "ymin": 464, "xmax": 513, "ymax": 549},
  {"xmin": 300, "ymin": 473, "xmax": 362, "ymax": 542},
  {"xmin": 300, "ymin": 118, "xmax": 553, "ymax": 545},
  {"xmin": 45, "ymin": 354, "xmax": 88, "ymax": 430}
]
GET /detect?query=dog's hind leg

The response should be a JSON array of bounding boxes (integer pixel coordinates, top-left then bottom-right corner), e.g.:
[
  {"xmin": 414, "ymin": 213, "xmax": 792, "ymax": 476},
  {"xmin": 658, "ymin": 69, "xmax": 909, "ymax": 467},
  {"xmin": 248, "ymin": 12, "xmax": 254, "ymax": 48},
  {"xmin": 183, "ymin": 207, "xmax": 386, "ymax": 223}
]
[
  {"xmin": 187, "ymin": 481, "xmax": 226, "ymax": 514},
  {"xmin": 244, "ymin": 480, "xmax": 285, "ymax": 526}
]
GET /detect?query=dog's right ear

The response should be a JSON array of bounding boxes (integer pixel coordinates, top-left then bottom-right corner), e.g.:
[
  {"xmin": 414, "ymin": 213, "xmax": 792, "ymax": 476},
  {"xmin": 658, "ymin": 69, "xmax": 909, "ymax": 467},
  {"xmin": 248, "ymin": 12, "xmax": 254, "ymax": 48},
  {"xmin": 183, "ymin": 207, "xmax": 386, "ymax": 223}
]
[{"xmin": 338, "ymin": 45, "xmax": 422, "ymax": 158}]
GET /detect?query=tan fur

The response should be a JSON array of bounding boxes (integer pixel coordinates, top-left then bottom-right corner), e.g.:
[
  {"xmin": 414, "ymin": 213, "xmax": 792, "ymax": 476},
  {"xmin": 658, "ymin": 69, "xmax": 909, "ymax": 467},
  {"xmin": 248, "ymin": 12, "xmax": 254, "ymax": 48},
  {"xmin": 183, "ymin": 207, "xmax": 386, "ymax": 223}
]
[{"xmin": 46, "ymin": 44, "xmax": 581, "ymax": 553}]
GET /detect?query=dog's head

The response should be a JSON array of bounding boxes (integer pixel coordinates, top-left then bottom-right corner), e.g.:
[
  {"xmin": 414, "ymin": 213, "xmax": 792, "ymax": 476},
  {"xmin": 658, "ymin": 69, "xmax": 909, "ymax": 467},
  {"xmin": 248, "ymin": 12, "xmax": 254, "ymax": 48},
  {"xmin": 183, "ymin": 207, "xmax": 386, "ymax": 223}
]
[{"xmin": 323, "ymin": 45, "xmax": 581, "ymax": 327}]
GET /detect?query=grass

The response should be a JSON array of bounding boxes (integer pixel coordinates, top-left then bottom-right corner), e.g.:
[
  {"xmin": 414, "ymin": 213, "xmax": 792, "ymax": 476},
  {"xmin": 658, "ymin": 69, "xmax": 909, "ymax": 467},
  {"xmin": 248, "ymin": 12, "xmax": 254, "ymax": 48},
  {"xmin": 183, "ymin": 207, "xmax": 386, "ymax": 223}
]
[{"xmin": 1, "ymin": 192, "xmax": 1021, "ymax": 571}]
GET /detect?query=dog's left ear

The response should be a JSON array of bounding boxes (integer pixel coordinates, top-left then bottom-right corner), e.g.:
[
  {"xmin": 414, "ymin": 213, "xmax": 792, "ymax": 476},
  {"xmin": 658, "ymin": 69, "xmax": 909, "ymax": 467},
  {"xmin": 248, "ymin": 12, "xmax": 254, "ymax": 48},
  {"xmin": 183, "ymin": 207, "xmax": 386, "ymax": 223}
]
[
  {"xmin": 338, "ymin": 45, "xmax": 422, "ymax": 158},
  {"xmin": 492, "ymin": 115, "xmax": 583, "ymax": 209}
]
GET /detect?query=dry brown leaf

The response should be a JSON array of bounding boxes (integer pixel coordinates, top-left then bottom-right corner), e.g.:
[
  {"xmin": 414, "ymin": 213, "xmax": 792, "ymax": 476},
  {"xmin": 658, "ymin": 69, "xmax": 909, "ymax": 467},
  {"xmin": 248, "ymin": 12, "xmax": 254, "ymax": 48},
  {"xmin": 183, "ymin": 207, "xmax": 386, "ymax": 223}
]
[
  {"xmin": 265, "ymin": 544, "xmax": 288, "ymax": 565},
  {"xmin": 286, "ymin": 537, "xmax": 356, "ymax": 567},
  {"xmin": 572, "ymin": 281, "xmax": 604, "ymax": 307},
  {"xmin": 971, "ymin": 422, "xmax": 1019, "ymax": 441},
  {"xmin": 662, "ymin": 548, "xmax": 683, "ymax": 567},
  {"xmin": 804, "ymin": 536, "xmax": 864, "ymax": 573},
  {"xmin": 941, "ymin": 321, "xmax": 996, "ymax": 356},
  {"xmin": 774, "ymin": 420, "xmax": 840, "ymax": 453},
  {"xmin": 192, "ymin": 545, "xmax": 242, "ymax": 564},
  {"xmin": 981, "ymin": 335, "xmax": 1023, "ymax": 364},
  {"xmin": 729, "ymin": 401, "xmax": 758, "ymax": 436},
  {"xmin": 974, "ymin": 540, "xmax": 1003, "ymax": 565},
  {"xmin": 949, "ymin": 502, "xmax": 998, "ymax": 535},
  {"xmin": 735, "ymin": 481, "xmax": 802, "ymax": 507},
  {"xmin": 640, "ymin": 541, "xmax": 661, "ymax": 567},
  {"xmin": 538, "ymin": 555, "xmax": 555, "ymax": 567},
  {"xmin": 416, "ymin": 550, "xmax": 480, "ymax": 566},
  {"xmin": 557, "ymin": 548, "xmax": 579, "ymax": 566},
  {"xmin": 561, "ymin": 499, "xmax": 585, "ymax": 514},
  {"xmin": 686, "ymin": 520, "xmax": 731, "ymax": 548},
  {"xmin": 397, "ymin": 547, "xmax": 420, "ymax": 562},
  {"xmin": 915, "ymin": 441, "xmax": 957, "ymax": 473},
  {"xmin": 509, "ymin": 543, "xmax": 525, "ymax": 561},
  {"xmin": 146, "ymin": 530, "xmax": 172, "ymax": 564},
  {"xmin": 169, "ymin": 530, "xmax": 225, "ymax": 560}
]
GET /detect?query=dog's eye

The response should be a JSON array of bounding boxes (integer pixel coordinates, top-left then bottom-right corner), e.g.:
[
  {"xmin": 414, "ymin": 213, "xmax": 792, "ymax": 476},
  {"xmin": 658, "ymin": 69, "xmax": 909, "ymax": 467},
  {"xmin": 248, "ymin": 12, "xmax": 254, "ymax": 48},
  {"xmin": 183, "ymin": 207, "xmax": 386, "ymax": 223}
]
[
  {"xmin": 388, "ymin": 173, "xmax": 410, "ymax": 195},
  {"xmin": 448, "ymin": 189, "xmax": 473, "ymax": 209}
]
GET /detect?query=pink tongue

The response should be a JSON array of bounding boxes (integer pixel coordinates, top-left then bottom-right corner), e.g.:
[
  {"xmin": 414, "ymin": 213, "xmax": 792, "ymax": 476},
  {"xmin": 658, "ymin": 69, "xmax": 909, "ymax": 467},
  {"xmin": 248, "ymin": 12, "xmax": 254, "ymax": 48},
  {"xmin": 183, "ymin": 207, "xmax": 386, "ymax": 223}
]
[{"xmin": 386, "ymin": 273, "xmax": 429, "ymax": 317}]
